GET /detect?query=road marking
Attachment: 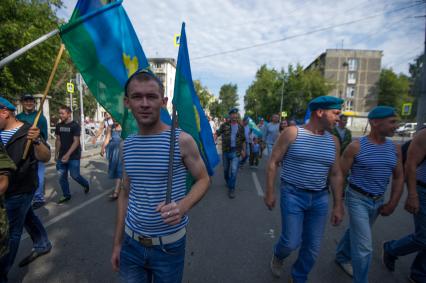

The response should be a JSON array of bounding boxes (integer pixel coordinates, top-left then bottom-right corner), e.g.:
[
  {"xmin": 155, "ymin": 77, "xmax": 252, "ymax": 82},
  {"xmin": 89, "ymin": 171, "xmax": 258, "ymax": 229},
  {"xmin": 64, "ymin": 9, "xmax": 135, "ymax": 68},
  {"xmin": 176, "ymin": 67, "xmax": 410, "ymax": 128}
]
[
  {"xmin": 21, "ymin": 189, "xmax": 110, "ymax": 241},
  {"xmin": 251, "ymin": 172, "xmax": 264, "ymax": 197}
]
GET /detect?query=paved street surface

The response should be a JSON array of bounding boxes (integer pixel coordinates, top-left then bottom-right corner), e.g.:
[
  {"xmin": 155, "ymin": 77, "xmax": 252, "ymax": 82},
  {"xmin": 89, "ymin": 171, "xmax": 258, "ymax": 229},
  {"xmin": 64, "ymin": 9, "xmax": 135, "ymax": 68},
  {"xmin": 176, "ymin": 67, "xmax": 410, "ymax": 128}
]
[{"xmin": 9, "ymin": 153, "xmax": 415, "ymax": 283}]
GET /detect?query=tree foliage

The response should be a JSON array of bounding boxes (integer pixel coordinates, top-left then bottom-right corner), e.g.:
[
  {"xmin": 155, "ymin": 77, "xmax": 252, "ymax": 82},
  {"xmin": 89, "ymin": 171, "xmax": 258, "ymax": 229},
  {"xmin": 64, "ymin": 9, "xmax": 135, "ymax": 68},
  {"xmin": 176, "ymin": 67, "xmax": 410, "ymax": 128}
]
[
  {"xmin": 193, "ymin": 80, "xmax": 213, "ymax": 109},
  {"xmin": 219, "ymin": 83, "xmax": 239, "ymax": 115},
  {"xmin": 244, "ymin": 64, "xmax": 333, "ymax": 121},
  {"xmin": 377, "ymin": 68, "xmax": 411, "ymax": 116}
]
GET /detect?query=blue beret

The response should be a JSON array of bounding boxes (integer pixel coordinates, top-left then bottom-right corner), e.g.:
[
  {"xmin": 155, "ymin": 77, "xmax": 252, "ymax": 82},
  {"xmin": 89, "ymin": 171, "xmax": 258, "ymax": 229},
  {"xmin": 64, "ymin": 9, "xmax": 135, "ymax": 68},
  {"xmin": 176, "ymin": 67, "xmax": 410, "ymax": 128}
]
[
  {"xmin": 308, "ymin": 96, "xmax": 344, "ymax": 111},
  {"xmin": 228, "ymin": 108, "xmax": 239, "ymax": 115},
  {"xmin": 368, "ymin": 106, "xmax": 397, "ymax": 119},
  {"xmin": 0, "ymin": 97, "xmax": 16, "ymax": 111}
]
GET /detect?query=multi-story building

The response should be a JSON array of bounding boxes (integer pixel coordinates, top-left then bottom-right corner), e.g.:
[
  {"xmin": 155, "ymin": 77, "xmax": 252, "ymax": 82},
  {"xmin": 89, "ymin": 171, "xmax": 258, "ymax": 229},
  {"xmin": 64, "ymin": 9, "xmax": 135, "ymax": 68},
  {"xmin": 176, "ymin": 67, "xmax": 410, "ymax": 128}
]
[
  {"xmin": 306, "ymin": 49, "xmax": 382, "ymax": 115},
  {"xmin": 149, "ymin": 58, "xmax": 176, "ymax": 114}
]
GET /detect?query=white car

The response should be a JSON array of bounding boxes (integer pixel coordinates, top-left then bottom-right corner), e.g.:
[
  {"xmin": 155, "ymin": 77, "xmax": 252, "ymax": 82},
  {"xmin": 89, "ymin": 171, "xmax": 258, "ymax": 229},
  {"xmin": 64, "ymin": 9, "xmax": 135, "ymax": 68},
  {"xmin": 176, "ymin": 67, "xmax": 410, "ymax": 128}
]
[{"xmin": 396, "ymin": 123, "xmax": 418, "ymax": 137}]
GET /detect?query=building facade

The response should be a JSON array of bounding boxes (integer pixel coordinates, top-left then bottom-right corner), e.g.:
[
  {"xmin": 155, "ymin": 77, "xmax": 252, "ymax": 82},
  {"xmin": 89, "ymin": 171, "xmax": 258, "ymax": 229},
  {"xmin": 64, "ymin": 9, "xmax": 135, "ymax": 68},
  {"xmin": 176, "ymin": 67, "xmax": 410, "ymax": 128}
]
[
  {"xmin": 149, "ymin": 58, "xmax": 176, "ymax": 114},
  {"xmin": 306, "ymin": 49, "xmax": 382, "ymax": 115}
]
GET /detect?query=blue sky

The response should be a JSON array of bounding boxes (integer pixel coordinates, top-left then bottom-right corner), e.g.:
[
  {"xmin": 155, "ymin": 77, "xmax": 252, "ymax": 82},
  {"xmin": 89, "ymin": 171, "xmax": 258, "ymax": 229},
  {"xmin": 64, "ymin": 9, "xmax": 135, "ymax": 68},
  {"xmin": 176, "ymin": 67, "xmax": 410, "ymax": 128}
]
[{"xmin": 56, "ymin": 0, "xmax": 425, "ymax": 112}]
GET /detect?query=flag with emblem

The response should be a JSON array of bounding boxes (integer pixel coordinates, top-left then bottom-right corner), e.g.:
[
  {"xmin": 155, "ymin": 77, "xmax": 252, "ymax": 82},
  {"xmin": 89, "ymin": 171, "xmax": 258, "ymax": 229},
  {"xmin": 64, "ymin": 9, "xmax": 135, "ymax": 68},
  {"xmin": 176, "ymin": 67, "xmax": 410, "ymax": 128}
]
[
  {"xmin": 173, "ymin": 23, "xmax": 219, "ymax": 176},
  {"xmin": 59, "ymin": 0, "xmax": 170, "ymax": 137}
]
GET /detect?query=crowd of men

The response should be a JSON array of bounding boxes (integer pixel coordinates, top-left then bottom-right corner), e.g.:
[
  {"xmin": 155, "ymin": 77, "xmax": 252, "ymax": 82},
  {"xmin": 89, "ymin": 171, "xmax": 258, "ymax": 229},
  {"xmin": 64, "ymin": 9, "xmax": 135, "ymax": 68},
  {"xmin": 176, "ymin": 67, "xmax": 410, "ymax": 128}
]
[{"xmin": 0, "ymin": 71, "xmax": 424, "ymax": 283}]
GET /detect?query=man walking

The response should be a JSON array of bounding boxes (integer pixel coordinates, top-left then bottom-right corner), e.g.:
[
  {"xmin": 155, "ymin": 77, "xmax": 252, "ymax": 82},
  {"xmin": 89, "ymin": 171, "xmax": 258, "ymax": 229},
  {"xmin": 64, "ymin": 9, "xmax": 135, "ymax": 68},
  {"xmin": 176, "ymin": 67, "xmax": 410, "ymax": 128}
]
[
  {"xmin": 0, "ymin": 97, "xmax": 51, "ymax": 282},
  {"xmin": 332, "ymin": 113, "xmax": 352, "ymax": 154},
  {"xmin": 216, "ymin": 108, "xmax": 245, "ymax": 199},
  {"xmin": 55, "ymin": 105, "xmax": 90, "ymax": 204},
  {"xmin": 335, "ymin": 106, "xmax": 404, "ymax": 283},
  {"xmin": 110, "ymin": 70, "xmax": 210, "ymax": 282},
  {"xmin": 16, "ymin": 94, "xmax": 48, "ymax": 209},
  {"xmin": 264, "ymin": 96, "xmax": 345, "ymax": 282},
  {"xmin": 383, "ymin": 127, "xmax": 426, "ymax": 283},
  {"xmin": 264, "ymin": 114, "xmax": 280, "ymax": 156}
]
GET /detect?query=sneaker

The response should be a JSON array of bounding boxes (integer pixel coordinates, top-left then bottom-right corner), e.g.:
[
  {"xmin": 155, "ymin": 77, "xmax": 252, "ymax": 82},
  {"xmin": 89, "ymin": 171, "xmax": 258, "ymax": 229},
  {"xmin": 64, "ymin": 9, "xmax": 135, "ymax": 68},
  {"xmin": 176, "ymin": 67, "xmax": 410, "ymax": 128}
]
[
  {"xmin": 270, "ymin": 254, "xmax": 284, "ymax": 278},
  {"xmin": 32, "ymin": 201, "xmax": 45, "ymax": 210},
  {"xmin": 57, "ymin": 196, "xmax": 71, "ymax": 204},
  {"xmin": 83, "ymin": 184, "xmax": 90, "ymax": 194},
  {"xmin": 335, "ymin": 260, "xmax": 353, "ymax": 277},
  {"xmin": 228, "ymin": 190, "xmax": 235, "ymax": 199},
  {"xmin": 382, "ymin": 242, "xmax": 396, "ymax": 272},
  {"xmin": 18, "ymin": 247, "xmax": 51, "ymax": 267}
]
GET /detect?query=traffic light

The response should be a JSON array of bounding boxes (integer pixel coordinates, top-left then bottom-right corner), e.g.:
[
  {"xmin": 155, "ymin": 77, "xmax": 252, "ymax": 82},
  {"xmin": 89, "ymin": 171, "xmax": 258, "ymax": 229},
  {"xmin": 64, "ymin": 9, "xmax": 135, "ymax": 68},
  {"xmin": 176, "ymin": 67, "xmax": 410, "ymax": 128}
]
[
  {"xmin": 65, "ymin": 97, "xmax": 71, "ymax": 107},
  {"xmin": 72, "ymin": 97, "xmax": 78, "ymax": 109}
]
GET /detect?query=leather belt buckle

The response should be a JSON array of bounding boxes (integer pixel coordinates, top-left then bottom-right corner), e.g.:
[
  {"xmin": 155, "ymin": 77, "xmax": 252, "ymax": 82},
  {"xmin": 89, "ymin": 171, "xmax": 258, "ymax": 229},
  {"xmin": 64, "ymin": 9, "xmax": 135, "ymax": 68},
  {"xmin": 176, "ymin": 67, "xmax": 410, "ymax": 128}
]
[{"xmin": 138, "ymin": 236, "xmax": 153, "ymax": 247}]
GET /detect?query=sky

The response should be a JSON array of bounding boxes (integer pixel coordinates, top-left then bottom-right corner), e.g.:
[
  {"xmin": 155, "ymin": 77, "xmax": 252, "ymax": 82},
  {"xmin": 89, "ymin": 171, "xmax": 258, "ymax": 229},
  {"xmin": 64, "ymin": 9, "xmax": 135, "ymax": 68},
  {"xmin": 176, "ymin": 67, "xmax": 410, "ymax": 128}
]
[{"xmin": 56, "ymin": 0, "xmax": 425, "ymax": 112}]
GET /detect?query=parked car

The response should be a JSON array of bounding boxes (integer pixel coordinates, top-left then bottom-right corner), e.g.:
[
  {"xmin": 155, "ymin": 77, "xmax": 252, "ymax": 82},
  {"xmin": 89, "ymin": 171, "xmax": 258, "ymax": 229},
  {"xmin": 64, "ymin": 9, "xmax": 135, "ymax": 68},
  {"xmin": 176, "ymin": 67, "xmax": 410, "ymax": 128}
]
[{"xmin": 396, "ymin": 123, "xmax": 417, "ymax": 137}]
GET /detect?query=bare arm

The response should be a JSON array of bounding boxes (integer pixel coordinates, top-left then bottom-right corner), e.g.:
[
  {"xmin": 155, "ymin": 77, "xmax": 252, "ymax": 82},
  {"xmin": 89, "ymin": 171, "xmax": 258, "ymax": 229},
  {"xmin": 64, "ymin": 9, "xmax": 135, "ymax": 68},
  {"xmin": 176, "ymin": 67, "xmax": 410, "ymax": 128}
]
[
  {"xmin": 329, "ymin": 135, "xmax": 344, "ymax": 226},
  {"xmin": 101, "ymin": 126, "xmax": 112, "ymax": 156},
  {"xmin": 264, "ymin": 126, "xmax": 297, "ymax": 210},
  {"xmin": 62, "ymin": 136, "xmax": 80, "ymax": 162},
  {"xmin": 404, "ymin": 130, "xmax": 426, "ymax": 214},
  {"xmin": 156, "ymin": 132, "xmax": 210, "ymax": 225},
  {"xmin": 111, "ymin": 141, "xmax": 128, "ymax": 272},
  {"xmin": 380, "ymin": 144, "xmax": 404, "ymax": 216},
  {"xmin": 27, "ymin": 126, "xmax": 50, "ymax": 162},
  {"xmin": 0, "ymin": 174, "xmax": 9, "ymax": 195},
  {"xmin": 55, "ymin": 135, "xmax": 60, "ymax": 161},
  {"xmin": 340, "ymin": 139, "xmax": 359, "ymax": 178}
]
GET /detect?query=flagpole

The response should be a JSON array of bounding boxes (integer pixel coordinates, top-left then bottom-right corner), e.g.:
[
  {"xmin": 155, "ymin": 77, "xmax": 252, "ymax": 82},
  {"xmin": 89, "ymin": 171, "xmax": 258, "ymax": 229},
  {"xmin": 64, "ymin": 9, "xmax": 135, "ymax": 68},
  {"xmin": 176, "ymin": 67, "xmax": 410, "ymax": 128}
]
[
  {"xmin": 0, "ymin": 29, "xmax": 59, "ymax": 69},
  {"xmin": 22, "ymin": 44, "xmax": 65, "ymax": 160},
  {"xmin": 165, "ymin": 105, "xmax": 177, "ymax": 204}
]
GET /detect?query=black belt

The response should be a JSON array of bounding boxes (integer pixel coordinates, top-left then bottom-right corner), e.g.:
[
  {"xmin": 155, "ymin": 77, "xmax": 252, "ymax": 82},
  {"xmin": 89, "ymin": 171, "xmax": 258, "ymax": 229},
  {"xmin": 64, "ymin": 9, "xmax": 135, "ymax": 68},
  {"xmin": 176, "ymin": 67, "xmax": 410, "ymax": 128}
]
[
  {"xmin": 418, "ymin": 180, "xmax": 426, "ymax": 189},
  {"xmin": 349, "ymin": 183, "xmax": 384, "ymax": 201}
]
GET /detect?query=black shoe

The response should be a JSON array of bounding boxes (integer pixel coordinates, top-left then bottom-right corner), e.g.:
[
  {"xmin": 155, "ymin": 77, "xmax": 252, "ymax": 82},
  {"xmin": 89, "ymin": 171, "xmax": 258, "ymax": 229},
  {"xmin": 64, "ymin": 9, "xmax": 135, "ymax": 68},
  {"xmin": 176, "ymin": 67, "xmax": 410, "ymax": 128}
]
[
  {"xmin": 32, "ymin": 201, "xmax": 45, "ymax": 210},
  {"xmin": 57, "ymin": 196, "xmax": 71, "ymax": 204},
  {"xmin": 228, "ymin": 190, "xmax": 235, "ymax": 199},
  {"xmin": 19, "ymin": 248, "xmax": 51, "ymax": 267},
  {"xmin": 382, "ymin": 242, "xmax": 397, "ymax": 272},
  {"xmin": 83, "ymin": 185, "xmax": 90, "ymax": 194}
]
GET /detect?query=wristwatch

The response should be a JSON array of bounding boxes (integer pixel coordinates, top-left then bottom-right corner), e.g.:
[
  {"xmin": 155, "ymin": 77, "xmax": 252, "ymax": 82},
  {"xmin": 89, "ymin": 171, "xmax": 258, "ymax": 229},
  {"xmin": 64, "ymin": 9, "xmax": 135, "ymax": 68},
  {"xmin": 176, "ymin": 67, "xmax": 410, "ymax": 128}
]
[{"xmin": 33, "ymin": 137, "xmax": 41, "ymax": 145}]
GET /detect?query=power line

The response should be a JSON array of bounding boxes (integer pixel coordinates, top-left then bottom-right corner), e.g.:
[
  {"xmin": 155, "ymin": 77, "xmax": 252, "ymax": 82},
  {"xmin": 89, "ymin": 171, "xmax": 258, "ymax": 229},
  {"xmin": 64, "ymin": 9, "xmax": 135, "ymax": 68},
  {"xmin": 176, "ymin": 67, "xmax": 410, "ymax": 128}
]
[{"xmin": 192, "ymin": 2, "xmax": 424, "ymax": 61}]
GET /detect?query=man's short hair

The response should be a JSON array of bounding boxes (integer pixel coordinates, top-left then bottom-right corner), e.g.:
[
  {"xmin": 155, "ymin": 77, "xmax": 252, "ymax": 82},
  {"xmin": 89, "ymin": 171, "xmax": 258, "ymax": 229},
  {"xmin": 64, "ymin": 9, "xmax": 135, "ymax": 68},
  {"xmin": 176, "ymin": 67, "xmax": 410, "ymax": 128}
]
[
  {"xmin": 124, "ymin": 69, "xmax": 164, "ymax": 97},
  {"xmin": 59, "ymin": 105, "xmax": 72, "ymax": 113}
]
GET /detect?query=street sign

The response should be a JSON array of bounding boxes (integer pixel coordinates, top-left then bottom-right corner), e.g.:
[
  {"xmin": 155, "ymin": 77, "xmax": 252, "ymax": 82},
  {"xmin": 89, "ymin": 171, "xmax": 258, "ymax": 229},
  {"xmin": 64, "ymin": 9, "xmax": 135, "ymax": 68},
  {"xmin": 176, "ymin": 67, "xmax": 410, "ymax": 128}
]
[
  {"xmin": 281, "ymin": 111, "xmax": 287, "ymax": 118},
  {"xmin": 401, "ymin": 103, "xmax": 412, "ymax": 116},
  {"xmin": 174, "ymin": 34, "xmax": 180, "ymax": 47},
  {"xmin": 67, "ymin": 82, "xmax": 74, "ymax": 93}
]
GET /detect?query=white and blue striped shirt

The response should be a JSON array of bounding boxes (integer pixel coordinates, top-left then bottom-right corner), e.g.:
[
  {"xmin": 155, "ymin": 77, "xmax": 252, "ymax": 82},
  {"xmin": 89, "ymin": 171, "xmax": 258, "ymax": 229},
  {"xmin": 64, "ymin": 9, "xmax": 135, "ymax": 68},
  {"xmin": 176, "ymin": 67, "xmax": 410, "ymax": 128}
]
[
  {"xmin": 123, "ymin": 129, "xmax": 188, "ymax": 237},
  {"xmin": 280, "ymin": 127, "xmax": 336, "ymax": 190},
  {"xmin": 0, "ymin": 127, "xmax": 20, "ymax": 145},
  {"xmin": 349, "ymin": 136, "xmax": 397, "ymax": 195}
]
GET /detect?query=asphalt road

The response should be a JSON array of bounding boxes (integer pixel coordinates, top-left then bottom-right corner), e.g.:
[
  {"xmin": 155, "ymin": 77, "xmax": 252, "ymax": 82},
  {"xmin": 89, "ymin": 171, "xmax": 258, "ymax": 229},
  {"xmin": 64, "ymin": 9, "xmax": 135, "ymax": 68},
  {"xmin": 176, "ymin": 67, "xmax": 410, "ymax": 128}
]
[{"xmin": 8, "ymin": 155, "xmax": 416, "ymax": 283}]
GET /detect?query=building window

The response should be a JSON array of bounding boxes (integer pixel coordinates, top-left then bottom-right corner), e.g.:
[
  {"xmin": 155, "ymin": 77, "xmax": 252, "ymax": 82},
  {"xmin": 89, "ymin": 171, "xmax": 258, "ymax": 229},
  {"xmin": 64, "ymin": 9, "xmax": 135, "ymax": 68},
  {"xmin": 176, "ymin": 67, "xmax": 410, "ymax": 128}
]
[
  {"xmin": 348, "ymin": 72, "xmax": 356, "ymax": 84},
  {"xmin": 345, "ymin": 100, "xmax": 353, "ymax": 111},
  {"xmin": 348, "ymin": 58, "xmax": 358, "ymax": 71},
  {"xmin": 346, "ymin": 86, "xmax": 355, "ymax": 98}
]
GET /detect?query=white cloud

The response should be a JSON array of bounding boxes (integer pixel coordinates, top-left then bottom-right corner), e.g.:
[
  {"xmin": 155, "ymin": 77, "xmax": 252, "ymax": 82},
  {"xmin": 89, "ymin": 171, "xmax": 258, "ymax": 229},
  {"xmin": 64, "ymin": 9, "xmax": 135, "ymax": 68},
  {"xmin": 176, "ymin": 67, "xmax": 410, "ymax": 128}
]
[{"xmin": 59, "ymin": 0, "xmax": 424, "ymax": 112}]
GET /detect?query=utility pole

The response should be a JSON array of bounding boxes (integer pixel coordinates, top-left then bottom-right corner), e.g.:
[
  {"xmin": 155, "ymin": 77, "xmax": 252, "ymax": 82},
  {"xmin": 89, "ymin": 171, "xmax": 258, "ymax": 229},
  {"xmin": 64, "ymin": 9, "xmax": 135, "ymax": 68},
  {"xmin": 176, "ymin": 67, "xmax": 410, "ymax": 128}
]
[
  {"xmin": 279, "ymin": 74, "xmax": 285, "ymax": 122},
  {"xmin": 417, "ymin": 8, "xmax": 426, "ymax": 129},
  {"xmin": 77, "ymin": 73, "xmax": 86, "ymax": 151}
]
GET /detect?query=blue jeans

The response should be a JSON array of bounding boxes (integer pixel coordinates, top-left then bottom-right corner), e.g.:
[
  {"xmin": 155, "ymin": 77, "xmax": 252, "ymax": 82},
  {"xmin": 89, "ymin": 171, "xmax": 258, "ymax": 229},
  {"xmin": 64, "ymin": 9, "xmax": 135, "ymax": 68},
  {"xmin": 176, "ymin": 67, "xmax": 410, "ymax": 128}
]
[
  {"xmin": 266, "ymin": 143, "xmax": 274, "ymax": 156},
  {"xmin": 33, "ymin": 161, "xmax": 46, "ymax": 203},
  {"xmin": 222, "ymin": 150, "xmax": 239, "ymax": 191},
  {"xmin": 120, "ymin": 234, "xmax": 186, "ymax": 283},
  {"xmin": 239, "ymin": 143, "xmax": 250, "ymax": 166},
  {"xmin": 336, "ymin": 187, "xmax": 384, "ymax": 283},
  {"xmin": 0, "ymin": 193, "xmax": 51, "ymax": 282},
  {"xmin": 384, "ymin": 186, "xmax": 426, "ymax": 282},
  {"xmin": 56, "ymin": 160, "xmax": 89, "ymax": 198},
  {"xmin": 274, "ymin": 182, "xmax": 329, "ymax": 283}
]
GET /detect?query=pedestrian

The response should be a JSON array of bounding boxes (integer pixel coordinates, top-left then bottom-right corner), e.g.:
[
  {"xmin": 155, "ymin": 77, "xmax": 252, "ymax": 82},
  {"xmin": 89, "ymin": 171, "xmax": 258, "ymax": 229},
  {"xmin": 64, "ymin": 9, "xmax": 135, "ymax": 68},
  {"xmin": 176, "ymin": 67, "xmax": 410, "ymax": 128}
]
[
  {"xmin": 215, "ymin": 108, "xmax": 246, "ymax": 199},
  {"xmin": 0, "ymin": 142, "xmax": 17, "ymax": 258},
  {"xmin": 101, "ymin": 119, "xmax": 122, "ymax": 200},
  {"xmin": 332, "ymin": 113, "xmax": 352, "ymax": 154},
  {"xmin": 110, "ymin": 69, "xmax": 210, "ymax": 283},
  {"xmin": 264, "ymin": 96, "xmax": 345, "ymax": 282},
  {"xmin": 279, "ymin": 119, "xmax": 288, "ymax": 133},
  {"xmin": 257, "ymin": 117, "xmax": 266, "ymax": 159},
  {"xmin": 335, "ymin": 106, "xmax": 404, "ymax": 283},
  {"xmin": 16, "ymin": 94, "xmax": 49, "ymax": 209},
  {"xmin": 55, "ymin": 105, "xmax": 90, "ymax": 204},
  {"xmin": 0, "ymin": 97, "xmax": 52, "ymax": 282},
  {"xmin": 249, "ymin": 136, "xmax": 260, "ymax": 168},
  {"xmin": 382, "ymin": 127, "xmax": 426, "ymax": 283},
  {"xmin": 264, "ymin": 114, "xmax": 280, "ymax": 156},
  {"xmin": 239, "ymin": 116, "xmax": 251, "ymax": 168}
]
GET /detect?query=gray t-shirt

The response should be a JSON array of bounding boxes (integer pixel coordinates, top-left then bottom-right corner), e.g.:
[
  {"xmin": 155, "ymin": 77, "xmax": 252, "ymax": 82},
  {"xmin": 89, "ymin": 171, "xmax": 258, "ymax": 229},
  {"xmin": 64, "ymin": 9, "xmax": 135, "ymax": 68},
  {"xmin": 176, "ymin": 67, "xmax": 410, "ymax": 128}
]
[{"xmin": 265, "ymin": 123, "xmax": 280, "ymax": 145}]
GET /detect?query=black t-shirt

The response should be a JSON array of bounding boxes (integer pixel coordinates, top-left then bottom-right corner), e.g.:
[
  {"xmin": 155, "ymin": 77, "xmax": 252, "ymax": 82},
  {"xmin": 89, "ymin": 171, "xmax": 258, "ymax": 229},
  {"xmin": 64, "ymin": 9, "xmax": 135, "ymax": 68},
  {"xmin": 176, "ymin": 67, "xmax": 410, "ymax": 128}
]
[{"xmin": 55, "ymin": 121, "xmax": 81, "ymax": 160}]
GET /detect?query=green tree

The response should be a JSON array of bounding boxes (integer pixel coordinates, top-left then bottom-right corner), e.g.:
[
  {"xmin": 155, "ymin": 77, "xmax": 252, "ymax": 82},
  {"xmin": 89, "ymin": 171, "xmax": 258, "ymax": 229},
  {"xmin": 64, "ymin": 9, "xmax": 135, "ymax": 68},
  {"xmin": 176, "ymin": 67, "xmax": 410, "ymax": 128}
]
[
  {"xmin": 219, "ymin": 83, "xmax": 239, "ymax": 114},
  {"xmin": 377, "ymin": 68, "xmax": 411, "ymax": 116},
  {"xmin": 194, "ymin": 80, "xmax": 212, "ymax": 109},
  {"xmin": 407, "ymin": 53, "xmax": 424, "ymax": 119},
  {"xmin": 209, "ymin": 99, "xmax": 223, "ymax": 118}
]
